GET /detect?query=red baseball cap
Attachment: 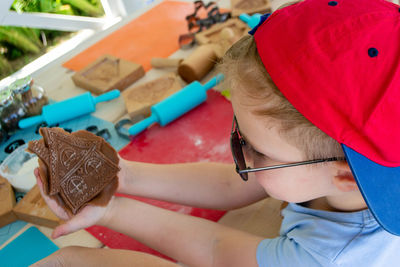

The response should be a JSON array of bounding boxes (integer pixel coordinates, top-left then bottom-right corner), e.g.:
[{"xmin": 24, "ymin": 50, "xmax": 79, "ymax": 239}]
[{"xmin": 252, "ymin": 0, "xmax": 400, "ymax": 235}]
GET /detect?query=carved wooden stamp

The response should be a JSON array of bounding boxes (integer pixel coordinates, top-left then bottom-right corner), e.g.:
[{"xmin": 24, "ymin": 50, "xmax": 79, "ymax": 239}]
[
  {"xmin": 71, "ymin": 54, "xmax": 145, "ymax": 95},
  {"xmin": 196, "ymin": 19, "xmax": 248, "ymax": 46},
  {"xmin": 13, "ymin": 185, "xmax": 61, "ymax": 228},
  {"xmin": 122, "ymin": 73, "xmax": 182, "ymax": 119},
  {"xmin": 195, "ymin": 19, "xmax": 248, "ymax": 58},
  {"xmin": 0, "ymin": 176, "xmax": 17, "ymax": 228},
  {"xmin": 230, "ymin": 0, "xmax": 271, "ymax": 17}
]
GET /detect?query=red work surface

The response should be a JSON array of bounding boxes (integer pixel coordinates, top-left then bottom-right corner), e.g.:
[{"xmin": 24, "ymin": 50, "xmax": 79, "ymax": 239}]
[{"xmin": 86, "ymin": 91, "xmax": 234, "ymax": 260}]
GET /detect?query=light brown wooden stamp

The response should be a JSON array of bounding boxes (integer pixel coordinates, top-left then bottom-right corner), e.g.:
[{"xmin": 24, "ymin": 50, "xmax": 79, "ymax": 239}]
[
  {"xmin": 0, "ymin": 176, "xmax": 17, "ymax": 228},
  {"xmin": 230, "ymin": 0, "xmax": 271, "ymax": 17},
  {"xmin": 13, "ymin": 185, "xmax": 61, "ymax": 228},
  {"xmin": 72, "ymin": 54, "xmax": 145, "ymax": 95},
  {"xmin": 196, "ymin": 19, "xmax": 248, "ymax": 46},
  {"xmin": 122, "ymin": 73, "xmax": 182, "ymax": 119},
  {"xmin": 195, "ymin": 19, "xmax": 248, "ymax": 58}
]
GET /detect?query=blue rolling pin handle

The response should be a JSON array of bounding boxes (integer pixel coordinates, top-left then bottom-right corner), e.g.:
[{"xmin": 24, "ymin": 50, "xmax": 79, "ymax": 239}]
[
  {"xmin": 239, "ymin": 13, "xmax": 252, "ymax": 23},
  {"xmin": 203, "ymin": 74, "xmax": 224, "ymax": 91},
  {"xmin": 128, "ymin": 113, "xmax": 158, "ymax": 136},
  {"xmin": 93, "ymin": 89, "xmax": 120, "ymax": 104},
  {"xmin": 239, "ymin": 13, "xmax": 262, "ymax": 29},
  {"xmin": 128, "ymin": 74, "xmax": 225, "ymax": 136},
  {"xmin": 18, "ymin": 114, "xmax": 45, "ymax": 129}
]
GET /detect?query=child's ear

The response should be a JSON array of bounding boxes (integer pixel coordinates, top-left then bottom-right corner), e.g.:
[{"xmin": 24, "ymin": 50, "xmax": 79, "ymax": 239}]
[{"xmin": 333, "ymin": 161, "xmax": 358, "ymax": 192}]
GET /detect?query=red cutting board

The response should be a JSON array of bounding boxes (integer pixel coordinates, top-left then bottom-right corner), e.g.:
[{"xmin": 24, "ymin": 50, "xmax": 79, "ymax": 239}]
[{"xmin": 86, "ymin": 90, "xmax": 234, "ymax": 260}]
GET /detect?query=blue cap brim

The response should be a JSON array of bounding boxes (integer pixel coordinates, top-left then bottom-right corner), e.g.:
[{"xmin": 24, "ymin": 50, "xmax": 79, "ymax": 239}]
[
  {"xmin": 342, "ymin": 144, "xmax": 400, "ymax": 235},
  {"xmin": 249, "ymin": 14, "xmax": 270, "ymax": 35}
]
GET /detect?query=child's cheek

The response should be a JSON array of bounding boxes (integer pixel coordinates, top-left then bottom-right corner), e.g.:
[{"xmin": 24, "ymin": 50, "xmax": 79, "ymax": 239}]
[{"xmin": 255, "ymin": 172, "xmax": 290, "ymax": 201}]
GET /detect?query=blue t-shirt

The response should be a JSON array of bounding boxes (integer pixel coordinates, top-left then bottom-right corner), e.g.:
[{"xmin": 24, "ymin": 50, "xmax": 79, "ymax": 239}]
[{"xmin": 257, "ymin": 203, "xmax": 400, "ymax": 266}]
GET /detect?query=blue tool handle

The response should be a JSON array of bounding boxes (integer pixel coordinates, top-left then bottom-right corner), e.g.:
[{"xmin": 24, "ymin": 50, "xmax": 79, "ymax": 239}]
[
  {"xmin": 203, "ymin": 73, "xmax": 224, "ymax": 91},
  {"xmin": 128, "ymin": 74, "xmax": 225, "ymax": 136},
  {"xmin": 18, "ymin": 115, "xmax": 45, "ymax": 129},
  {"xmin": 239, "ymin": 13, "xmax": 262, "ymax": 29},
  {"xmin": 93, "ymin": 89, "xmax": 120, "ymax": 104},
  {"xmin": 128, "ymin": 114, "xmax": 158, "ymax": 136},
  {"xmin": 153, "ymin": 74, "xmax": 225, "ymax": 126}
]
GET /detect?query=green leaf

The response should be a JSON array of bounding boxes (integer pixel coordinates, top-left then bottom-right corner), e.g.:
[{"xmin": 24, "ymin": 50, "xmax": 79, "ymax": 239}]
[
  {"xmin": 61, "ymin": 0, "xmax": 104, "ymax": 16},
  {"xmin": 13, "ymin": 27, "xmax": 43, "ymax": 48},
  {"xmin": 11, "ymin": 0, "xmax": 41, "ymax": 13},
  {"xmin": 40, "ymin": 0, "xmax": 55, "ymax": 13},
  {"xmin": 54, "ymin": 4, "xmax": 75, "ymax": 15},
  {"xmin": 10, "ymin": 48, "xmax": 22, "ymax": 59},
  {"xmin": 0, "ymin": 27, "xmax": 41, "ymax": 53},
  {"xmin": 0, "ymin": 54, "xmax": 12, "ymax": 74}
]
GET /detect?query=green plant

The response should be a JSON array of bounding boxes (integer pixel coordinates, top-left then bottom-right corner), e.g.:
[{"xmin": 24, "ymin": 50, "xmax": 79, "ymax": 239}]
[
  {"xmin": 0, "ymin": 0, "xmax": 105, "ymax": 79},
  {"xmin": 61, "ymin": 0, "xmax": 104, "ymax": 17},
  {"xmin": 0, "ymin": 27, "xmax": 41, "ymax": 53},
  {"xmin": 0, "ymin": 55, "xmax": 12, "ymax": 75},
  {"xmin": 11, "ymin": 0, "xmax": 104, "ymax": 17}
]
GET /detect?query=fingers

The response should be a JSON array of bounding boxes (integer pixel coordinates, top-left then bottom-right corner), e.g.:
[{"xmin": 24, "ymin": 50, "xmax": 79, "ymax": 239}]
[
  {"xmin": 35, "ymin": 169, "xmax": 43, "ymax": 189},
  {"xmin": 52, "ymin": 224, "xmax": 69, "ymax": 239},
  {"xmin": 52, "ymin": 219, "xmax": 83, "ymax": 239},
  {"xmin": 34, "ymin": 169, "xmax": 70, "ymax": 221},
  {"xmin": 33, "ymin": 168, "xmax": 107, "ymax": 239},
  {"xmin": 34, "ymin": 168, "xmax": 45, "ymax": 195},
  {"xmin": 34, "ymin": 167, "xmax": 39, "ymax": 177},
  {"xmin": 52, "ymin": 211, "xmax": 90, "ymax": 239}
]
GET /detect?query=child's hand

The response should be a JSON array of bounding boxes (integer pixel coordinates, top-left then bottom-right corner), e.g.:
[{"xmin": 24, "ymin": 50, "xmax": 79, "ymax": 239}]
[{"xmin": 34, "ymin": 168, "xmax": 114, "ymax": 239}]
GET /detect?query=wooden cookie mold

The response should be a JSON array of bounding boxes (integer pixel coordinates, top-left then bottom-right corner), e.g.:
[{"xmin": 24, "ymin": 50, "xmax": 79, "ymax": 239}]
[
  {"xmin": 122, "ymin": 73, "xmax": 182, "ymax": 119},
  {"xmin": 230, "ymin": 0, "xmax": 271, "ymax": 17},
  {"xmin": 72, "ymin": 54, "xmax": 145, "ymax": 95}
]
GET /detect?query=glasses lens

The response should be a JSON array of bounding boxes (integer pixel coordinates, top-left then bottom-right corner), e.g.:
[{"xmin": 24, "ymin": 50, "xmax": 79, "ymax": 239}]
[{"xmin": 231, "ymin": 130, "xmax": 248, "ymax": 181}]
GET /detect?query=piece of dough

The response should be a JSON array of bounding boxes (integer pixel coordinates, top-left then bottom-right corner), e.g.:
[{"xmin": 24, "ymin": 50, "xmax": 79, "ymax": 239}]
[{"xmin": 27, "ymin": 127, "xmax": 120, "ymax": 215}]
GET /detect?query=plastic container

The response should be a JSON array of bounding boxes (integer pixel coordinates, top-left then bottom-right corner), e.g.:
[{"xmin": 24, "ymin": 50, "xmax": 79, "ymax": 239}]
[{"xmin": 0, "ymin": 143, "xmax": 38, "ymax": 193}]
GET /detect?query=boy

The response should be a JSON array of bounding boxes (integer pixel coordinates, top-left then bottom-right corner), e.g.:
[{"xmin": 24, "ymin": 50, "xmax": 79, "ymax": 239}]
[{"xmin": 33, "ymin": 0, "xmax": 400, "ymax": 266}]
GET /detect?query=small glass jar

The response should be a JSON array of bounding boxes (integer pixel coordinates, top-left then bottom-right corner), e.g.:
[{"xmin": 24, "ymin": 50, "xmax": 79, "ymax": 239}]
[
  {"xmin": 9, "ymin": 76, "xmax": 48, "ymax": 117},
  {"xmin": 0, "ymin": 87, "xmax": 27, "ymax": 133}
]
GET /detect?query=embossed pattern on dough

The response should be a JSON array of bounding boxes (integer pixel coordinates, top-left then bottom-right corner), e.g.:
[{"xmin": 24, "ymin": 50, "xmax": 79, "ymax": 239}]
[{"xmin": 28, "ymin": 127, "xmax": 120, "ymax": 215}]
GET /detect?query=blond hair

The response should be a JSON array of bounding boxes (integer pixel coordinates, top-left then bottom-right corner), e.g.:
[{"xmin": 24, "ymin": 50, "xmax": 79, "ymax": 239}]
[{"xmin": 218, "ymin": 35, "xmax": 344, "ymax": 160}]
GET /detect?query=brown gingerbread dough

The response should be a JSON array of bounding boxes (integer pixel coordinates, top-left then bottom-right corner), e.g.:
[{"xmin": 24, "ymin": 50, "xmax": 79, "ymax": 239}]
[{"xmin": 27, "ymin": 127, "xmax": 120, "ymax": 215}]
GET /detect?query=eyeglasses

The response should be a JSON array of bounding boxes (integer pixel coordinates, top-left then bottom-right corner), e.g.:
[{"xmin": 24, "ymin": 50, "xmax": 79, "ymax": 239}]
[{"xmin": 230, "ymin": 115, "xmax": 345, "ymax": 181}]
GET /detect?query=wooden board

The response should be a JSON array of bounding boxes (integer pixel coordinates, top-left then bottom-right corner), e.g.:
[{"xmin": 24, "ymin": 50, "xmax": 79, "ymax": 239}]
[
  {"xmin": 71, "ymin": 54, "xmax": 145, "ymax": 95},
  {"xmin": 13, "ymin": 185, "xmax": 62, "ymax": 228},
  {"xmin": 195, "ymin": 19, "xmax": 248, "ymax": 46},
  {"xmin": 231, "ymin": 0, "xmax": 271, "ymax": 17},
  {"xmin": 0, "ymin": 176, "xmax": 17, "ymax": 228},
  {"xmin": 122, "ymin": 73, "xmax": 182, "ymax": 119},
  {"xmin": 195, "ymin": 19, "xmax": 249, "ymax": 58}
]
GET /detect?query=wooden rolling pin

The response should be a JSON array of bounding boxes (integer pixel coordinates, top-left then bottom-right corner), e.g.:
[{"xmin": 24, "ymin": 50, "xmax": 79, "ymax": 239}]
[
  {"xmin": 178, "ymin": 44, "xmax": 218, "ymax": 83},
  {"xmin": 151, "ymin": 58, "xmax": 183, "ymax": 68}
]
